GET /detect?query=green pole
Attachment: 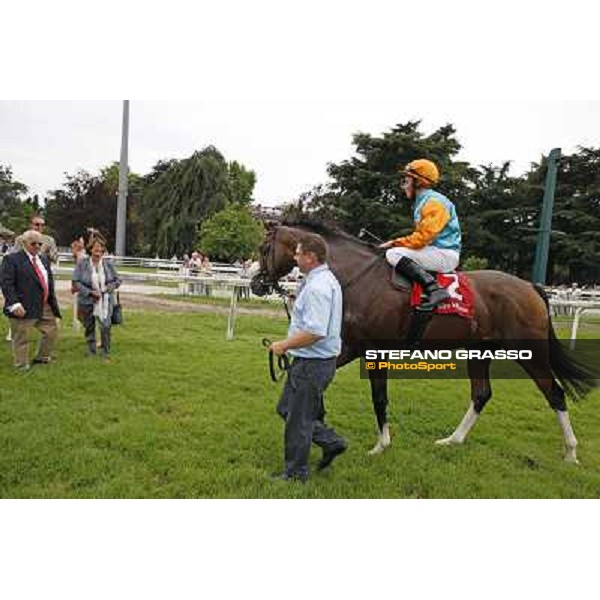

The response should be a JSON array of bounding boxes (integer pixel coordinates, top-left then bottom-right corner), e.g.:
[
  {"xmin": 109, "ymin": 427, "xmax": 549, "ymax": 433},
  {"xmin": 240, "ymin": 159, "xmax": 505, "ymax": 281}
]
[{"xmin": 532, "ymin": 147, "xmax": 561, "ymax": 285}]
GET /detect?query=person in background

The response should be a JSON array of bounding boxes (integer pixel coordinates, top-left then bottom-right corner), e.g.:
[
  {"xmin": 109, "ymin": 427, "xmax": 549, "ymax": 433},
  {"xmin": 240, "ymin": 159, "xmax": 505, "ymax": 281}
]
[
  {"xmin": 72, "ymin": 238, "xmax": 121, "ymax": 361},
  {"xmin": 237, "ymin": 259, "xmax": 252, "ymax": 300},
  {"xmin": 71, "ymin": 237, "xmax": 86, "ymax": 263},
  {"xmin": 0, "ymin": 229, "xmax": 62, "ymax": 371},
  {"xmin": 14, "ymin": 214, "xmax": 58, "ymax": 265},
  {"xmin": 189, "ymin": 251, "xmax": 203, "ymax": 295},
  {"xmin": 201, "ymin": 254, "xmax": 212, "ymax": 273},
  {"xmin": 200, "ymin": 253, "xmax": 212, "ymax": 296}
]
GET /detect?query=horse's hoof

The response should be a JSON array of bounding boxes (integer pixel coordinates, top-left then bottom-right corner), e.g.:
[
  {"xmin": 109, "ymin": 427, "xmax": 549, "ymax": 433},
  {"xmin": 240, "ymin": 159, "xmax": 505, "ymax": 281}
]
[
  {"xmin": 435, "ymin": 436, "xmax": 460, "ymax": 446},
  {"xmin": 564, "ymin": 454, "xmax": 580, "ymax": 465}
]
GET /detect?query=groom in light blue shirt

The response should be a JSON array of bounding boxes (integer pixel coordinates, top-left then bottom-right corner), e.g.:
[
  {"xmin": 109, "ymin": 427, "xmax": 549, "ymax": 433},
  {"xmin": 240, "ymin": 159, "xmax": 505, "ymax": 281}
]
[{"xmin": 268, "ymin": 233, "xmax": 347, "ymax": 482}]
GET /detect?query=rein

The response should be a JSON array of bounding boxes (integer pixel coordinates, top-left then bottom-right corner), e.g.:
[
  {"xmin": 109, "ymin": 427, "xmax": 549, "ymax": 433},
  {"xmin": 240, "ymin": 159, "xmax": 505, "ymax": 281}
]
[{"xmin": 262, "ymin": 338, "xmax": 291, "ymax": 382}]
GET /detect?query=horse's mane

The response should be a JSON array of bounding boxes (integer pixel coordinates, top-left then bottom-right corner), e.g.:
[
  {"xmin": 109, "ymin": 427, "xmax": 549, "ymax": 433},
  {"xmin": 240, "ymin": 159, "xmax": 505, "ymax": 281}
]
[{"xmin": 281, "ymin": 218, "xmax": 375, "ymax": 249}]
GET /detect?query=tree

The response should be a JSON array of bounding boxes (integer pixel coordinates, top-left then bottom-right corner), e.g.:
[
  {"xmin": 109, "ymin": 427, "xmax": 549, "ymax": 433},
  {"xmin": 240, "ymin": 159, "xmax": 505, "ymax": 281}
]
[
  {"xmin": 45, "ymin": 165, "xmax": 142, "ymax": 252},
  {"xmin": 541, "ymin": 147, "xmax": 600, "ymax": 283},
  {"xmin": 0, "ymin": 164, "xmax": 36, "ymax": 235},
  {"xmin": 302, "ymin": 121, "xmax": 474, "ymax": 241},
  {"xmin": 199, "ymin": 204, "xmax": 264, "ymax": 261},
  {"xmin": 461, "ymin": 256, "xmax": 488, "ymax": 271},
  {"xmin": 140, "ymin": 147, "xmax": 231, "ymax": 257},
  {"xmin": 228, "ymin": 161, "xmax": 256, "ymax": 205},
  {"xmin": 459, "ymin": 162, "xmax": 537, "ymax": 277},
  {"xmin": 140, "ymin": 147, "xmax": 258, "ymax": 257}
]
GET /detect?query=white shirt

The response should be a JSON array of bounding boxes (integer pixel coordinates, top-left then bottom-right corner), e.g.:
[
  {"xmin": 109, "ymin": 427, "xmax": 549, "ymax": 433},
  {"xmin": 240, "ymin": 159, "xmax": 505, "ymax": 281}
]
[{"xmin": 26, "ymin": 250, "xmax": 49, "ymax": 289}]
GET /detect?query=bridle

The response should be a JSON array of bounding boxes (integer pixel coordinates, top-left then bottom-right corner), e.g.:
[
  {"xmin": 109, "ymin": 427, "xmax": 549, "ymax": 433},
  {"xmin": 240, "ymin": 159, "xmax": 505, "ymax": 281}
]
[
  {"xmin": 252, "ymin": 227, "xmax": 293, "ymax": 381},
  {"xmin": 251, "ymin": 228, "xmax": 290, "ymax": 297},
  {"xmin": 251, "ymin": 227, "xmax": 293, "ymax": 318}
]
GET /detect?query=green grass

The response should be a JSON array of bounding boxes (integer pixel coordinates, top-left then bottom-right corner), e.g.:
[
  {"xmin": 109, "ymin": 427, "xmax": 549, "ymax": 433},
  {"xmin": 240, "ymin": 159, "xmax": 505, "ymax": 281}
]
[{"xmin": 1, "ymin": 310, "xmax": 599, "ymax": 498}]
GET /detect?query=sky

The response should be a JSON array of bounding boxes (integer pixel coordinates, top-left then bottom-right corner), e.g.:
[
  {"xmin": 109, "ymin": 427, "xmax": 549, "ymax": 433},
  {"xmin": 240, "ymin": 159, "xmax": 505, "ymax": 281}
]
[
  {"xmin": 2, "ymin": 0, "xmax": 600, "ymax": 208},
  {"xmin": 2, "ymin": 99, "xmax": 600, "ymax": 207}
]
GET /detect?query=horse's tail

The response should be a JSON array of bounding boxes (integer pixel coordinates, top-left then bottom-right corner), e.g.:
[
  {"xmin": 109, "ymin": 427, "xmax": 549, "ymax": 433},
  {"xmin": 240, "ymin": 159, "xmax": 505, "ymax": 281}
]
[{"xmin": 533, "ymin": 283, "xmax": 598, "ymax": 400}]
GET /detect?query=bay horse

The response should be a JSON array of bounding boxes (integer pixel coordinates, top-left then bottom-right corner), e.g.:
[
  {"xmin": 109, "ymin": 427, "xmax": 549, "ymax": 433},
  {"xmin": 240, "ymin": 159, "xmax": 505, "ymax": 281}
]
[{"xmin": 251, "ymin": 219, "xmax": 597, "ymax": 463}]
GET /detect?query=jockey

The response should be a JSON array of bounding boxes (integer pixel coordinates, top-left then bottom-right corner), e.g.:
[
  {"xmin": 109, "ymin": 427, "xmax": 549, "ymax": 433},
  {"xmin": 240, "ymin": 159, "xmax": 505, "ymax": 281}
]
[{"xmin": 379, "ymin": 159, "xmax": 461, "ymax": 311}]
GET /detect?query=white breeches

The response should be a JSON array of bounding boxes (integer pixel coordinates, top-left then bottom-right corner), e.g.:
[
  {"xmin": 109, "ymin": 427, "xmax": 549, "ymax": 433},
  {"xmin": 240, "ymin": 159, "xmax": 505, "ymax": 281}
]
[{"xmin": 386, "ymin": 246, "xmax": 460, "ymax": 273}]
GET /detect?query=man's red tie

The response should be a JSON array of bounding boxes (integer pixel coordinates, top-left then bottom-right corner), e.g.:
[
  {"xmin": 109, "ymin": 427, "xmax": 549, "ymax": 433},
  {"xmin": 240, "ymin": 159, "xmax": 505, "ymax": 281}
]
[{"xmin": 31, "ymin": 256, "xmax": 49, "ymax": 303}]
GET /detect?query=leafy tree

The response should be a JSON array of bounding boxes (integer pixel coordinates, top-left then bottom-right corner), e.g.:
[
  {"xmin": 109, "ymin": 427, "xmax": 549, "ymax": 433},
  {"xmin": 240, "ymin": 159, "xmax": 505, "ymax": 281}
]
[
  {"xmin": 0, "ymin": 165, "xmax": 38, "ymax": 235},
  {"xmin": 45, "ymin": 165, "xmax": 142, "ymax": 252},
  {"xmin": 459, "ymin": 162, "xmax": 537, "ymax": 277},
  {"xmin": 539, "ymin": 147, "xmax": 600, "ymax": 283},
  {"xmin": 303, "ymin": 122, "xmax": 474, "ymax": 241},
  {"xmin": 228, "ymin": 161, "xmax": 256, "ymax": 205},
  {"xmin": 140, "ymin": 148, "xmax": 257, "ymax": 257},
  {"xmin": 198, "ymin": 204, "xmax": 264, "ymax": 261},
  {"xmin": 140, "ymin": 147, "xmax": 231, "ymax": 257},
  {"xmin": 461, "ymin": 256, "xmax": 489, "ymax": 271}
]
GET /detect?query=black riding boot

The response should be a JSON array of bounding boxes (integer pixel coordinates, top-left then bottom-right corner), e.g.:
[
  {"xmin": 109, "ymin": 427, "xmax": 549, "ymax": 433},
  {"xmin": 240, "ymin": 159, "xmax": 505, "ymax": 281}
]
[{"xmin": 395, "ymin": 256, "xmax": 450, "ymax": 311}]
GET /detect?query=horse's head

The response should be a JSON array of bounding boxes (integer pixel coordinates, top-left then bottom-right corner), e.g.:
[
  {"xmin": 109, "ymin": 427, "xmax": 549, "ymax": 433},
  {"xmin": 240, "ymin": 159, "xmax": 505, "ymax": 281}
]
[{"xmin": 250, "ymin": 223, "xmax": 300, "ymax": 297}]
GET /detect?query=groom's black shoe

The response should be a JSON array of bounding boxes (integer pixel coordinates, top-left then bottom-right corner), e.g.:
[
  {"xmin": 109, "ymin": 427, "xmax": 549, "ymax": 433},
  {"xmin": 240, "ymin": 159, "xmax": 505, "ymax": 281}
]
[{"xmin": 317, "ymin": 442, "xmax": 347, "ymax": 471}]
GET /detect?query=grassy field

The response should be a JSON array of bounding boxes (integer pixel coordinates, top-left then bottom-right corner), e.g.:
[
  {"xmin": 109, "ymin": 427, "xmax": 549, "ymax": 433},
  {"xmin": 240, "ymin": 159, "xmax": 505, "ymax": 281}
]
[{"xmin": 1, "ymin": 309, "xmax": 599, "ymax": 498}]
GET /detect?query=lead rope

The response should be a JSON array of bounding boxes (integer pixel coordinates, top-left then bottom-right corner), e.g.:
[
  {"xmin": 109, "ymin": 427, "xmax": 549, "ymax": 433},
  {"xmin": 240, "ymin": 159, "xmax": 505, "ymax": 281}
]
[{"xmin": 262, "ymin": 338, "xmax": 291, "ymax": 382}]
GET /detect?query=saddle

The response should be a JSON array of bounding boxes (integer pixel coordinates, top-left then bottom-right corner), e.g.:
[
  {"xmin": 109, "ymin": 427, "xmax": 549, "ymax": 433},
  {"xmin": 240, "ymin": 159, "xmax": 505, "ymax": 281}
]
[
  {"xmin": 390, "ymin": 270, "xmax": 412, "ymax": 291},
  {"xmin": 390, "ymin": 269, "xmax": 475, "ymax": 347}
]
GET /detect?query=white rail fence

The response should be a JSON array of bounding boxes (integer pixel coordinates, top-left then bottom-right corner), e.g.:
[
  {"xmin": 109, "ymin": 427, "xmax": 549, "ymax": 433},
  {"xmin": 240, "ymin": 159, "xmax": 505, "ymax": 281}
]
[
  {"xmin": 51, "ymin": 268, "xmax": 298, "ymax": 341},
  {"xmin": 548, "ymin": 299, "xmax": 600, "ymax": 349}
]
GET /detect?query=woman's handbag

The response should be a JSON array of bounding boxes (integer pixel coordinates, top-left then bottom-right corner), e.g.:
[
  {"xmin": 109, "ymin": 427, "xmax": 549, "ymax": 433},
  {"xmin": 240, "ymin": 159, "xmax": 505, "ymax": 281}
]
[{"xmin": 111, "ymin": 292, "xmax": 123, "ymax": 325}]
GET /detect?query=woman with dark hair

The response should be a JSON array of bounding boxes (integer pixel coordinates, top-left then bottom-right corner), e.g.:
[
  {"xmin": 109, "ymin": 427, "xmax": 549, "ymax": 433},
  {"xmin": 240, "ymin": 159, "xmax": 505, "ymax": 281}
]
[{"xmin": 72, "ymin": 238, "xmax": 121, "ymax": 360}]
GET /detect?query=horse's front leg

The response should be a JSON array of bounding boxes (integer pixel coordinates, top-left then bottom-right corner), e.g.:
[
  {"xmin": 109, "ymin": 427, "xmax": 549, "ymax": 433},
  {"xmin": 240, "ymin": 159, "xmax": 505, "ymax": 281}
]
[{"xmin": 368, "ymin": 370, "xmax": 391, "ymax": 455}]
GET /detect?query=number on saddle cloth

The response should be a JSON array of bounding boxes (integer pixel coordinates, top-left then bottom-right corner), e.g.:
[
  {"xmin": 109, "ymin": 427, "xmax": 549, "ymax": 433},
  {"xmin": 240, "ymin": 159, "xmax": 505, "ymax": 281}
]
[
  {"xmin": 406, "ymin": 271, "xmax": 463, "ymax": 347},
  {"xmin": 410, "ymin": 271, "xmax": 463, "ymax": 308}
]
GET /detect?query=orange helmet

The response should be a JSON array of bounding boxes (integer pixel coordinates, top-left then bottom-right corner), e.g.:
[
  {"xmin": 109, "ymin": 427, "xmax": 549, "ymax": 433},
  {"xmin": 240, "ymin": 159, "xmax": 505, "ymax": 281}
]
[{"xmin": 401, "ymin": 159, "xmax": 440, "ymax": 187}]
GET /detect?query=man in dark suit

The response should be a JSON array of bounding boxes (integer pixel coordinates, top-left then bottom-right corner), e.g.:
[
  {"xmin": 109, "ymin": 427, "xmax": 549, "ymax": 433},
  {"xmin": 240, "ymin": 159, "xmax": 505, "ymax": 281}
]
[{"xmin": 1, "ymin": 229, "xmax": 61, "ymax": 370}]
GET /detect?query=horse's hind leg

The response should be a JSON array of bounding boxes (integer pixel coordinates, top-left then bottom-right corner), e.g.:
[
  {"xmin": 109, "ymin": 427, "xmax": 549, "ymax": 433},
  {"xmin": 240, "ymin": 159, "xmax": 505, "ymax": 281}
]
[
  {"xmin": 368, "ymin": 370, "xmax": 391, "ymax": 455},
  {"xmin": 436, "ymin": 358, "xmax": 492, "ymax": 446},
  {"xmin": 517, "ymin": 358, "xmax": 579, "ymax": 463}
]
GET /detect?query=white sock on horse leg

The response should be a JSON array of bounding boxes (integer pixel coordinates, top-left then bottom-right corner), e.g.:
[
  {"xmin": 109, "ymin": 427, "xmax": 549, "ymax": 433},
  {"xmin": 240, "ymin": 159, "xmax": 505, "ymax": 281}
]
[
  {"xmin": 368, "ymin": 423, "xmax": 391, "ymax": 455},
  {"xmin": 436, "ymin": 402, "xmax": 479, "ymax": 445},
  {"xmin": 556, "ymin": 410, "xmax": 578, "ymax": 463}
]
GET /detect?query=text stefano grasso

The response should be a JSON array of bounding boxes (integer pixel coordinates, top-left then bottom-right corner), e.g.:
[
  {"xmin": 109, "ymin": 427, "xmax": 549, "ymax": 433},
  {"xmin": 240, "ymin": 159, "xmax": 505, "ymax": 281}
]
[{"xmin": 364, "ymin": 349, "xmax": 533, "ymax": 361}]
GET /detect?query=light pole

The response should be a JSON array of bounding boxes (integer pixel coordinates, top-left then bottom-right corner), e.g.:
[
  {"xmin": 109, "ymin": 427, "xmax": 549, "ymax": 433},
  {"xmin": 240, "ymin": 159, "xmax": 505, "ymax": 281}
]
[
  {"xmin": 532, "ymin": 147, "xmax": 561, "ymax": 285},
  {"xmin": 115, "ymin": 100, "xmax": 130, "ymax": 257}
]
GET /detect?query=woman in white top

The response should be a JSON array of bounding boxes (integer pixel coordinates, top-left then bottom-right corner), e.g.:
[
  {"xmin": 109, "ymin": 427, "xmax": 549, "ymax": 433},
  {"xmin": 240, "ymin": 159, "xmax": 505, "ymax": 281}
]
[{"xmin": 72, "ymin": 238, "xmax": 121, "ymax": 360}]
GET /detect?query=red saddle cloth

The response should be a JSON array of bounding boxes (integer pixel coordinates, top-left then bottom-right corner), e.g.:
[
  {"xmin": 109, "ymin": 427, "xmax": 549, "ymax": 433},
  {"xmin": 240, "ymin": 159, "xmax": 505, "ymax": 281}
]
[{"xmin": 410, "ymin": 272, "xmax": 475, "ymax": 318}]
